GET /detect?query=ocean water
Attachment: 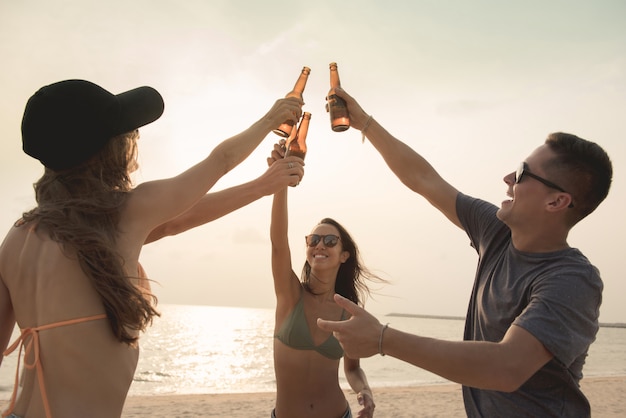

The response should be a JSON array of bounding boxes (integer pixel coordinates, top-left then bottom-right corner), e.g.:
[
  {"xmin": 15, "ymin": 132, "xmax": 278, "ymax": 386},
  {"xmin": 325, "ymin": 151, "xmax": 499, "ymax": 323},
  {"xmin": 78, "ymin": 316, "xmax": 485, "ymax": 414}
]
[{"xmin": 1, "ymin": 304, "xmax": 625, "ymax": 398}]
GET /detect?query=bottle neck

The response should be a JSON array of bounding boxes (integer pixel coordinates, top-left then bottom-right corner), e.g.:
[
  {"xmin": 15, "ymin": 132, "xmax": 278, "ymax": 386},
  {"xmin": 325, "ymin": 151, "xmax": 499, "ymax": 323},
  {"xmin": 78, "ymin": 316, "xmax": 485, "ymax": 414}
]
[
  {"xmin": 329, "ymin": 62, "xmax": 340, "ymax": 90},
  {"xmin": 292, "ymin": 68, "xmax": 310, "ymax": 95},
  {"xmin": 297, "ymin": 122, "xmax": 310, "ymax": 140},
  {"xmin": 297, "ymin": 114, "xmax": 311, "ymax": 142},
  {"xmin": 293, "ymin": 74, "xmax": 309, "ymax": 94},
  {"xmin": 330, "ymin": 69, "xmax": 341, "ymax": 89}
]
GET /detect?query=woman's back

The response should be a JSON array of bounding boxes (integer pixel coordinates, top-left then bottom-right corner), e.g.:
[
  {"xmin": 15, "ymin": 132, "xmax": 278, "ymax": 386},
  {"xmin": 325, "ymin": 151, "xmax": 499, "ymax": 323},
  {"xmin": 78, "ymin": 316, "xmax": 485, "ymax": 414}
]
[{"xmin": 0, "ymin": 223, "xmax": 142, "ymax": 417}]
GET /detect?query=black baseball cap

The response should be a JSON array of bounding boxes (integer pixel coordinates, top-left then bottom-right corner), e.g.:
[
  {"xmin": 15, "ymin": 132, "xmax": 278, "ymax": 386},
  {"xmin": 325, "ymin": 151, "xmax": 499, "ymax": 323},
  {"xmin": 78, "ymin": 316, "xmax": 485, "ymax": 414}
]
[{"xmin": 21, "ymin": 79, "xmax": 165, "ymax": 170}]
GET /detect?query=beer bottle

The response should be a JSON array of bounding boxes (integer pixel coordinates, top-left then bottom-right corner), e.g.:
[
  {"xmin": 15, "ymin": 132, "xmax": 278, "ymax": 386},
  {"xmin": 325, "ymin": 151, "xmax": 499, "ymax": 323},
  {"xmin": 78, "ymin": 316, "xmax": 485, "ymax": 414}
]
[
  {"xmin": 273, "ymin": 66, "xmax": 311, "ymax": 137},
  {"xmin": 285, "ymin": 112, "xmax": 311, "ymax": 160},
  {"xmin": 326, "ymin": 62, "xmax": 350, "ymax": 132}
]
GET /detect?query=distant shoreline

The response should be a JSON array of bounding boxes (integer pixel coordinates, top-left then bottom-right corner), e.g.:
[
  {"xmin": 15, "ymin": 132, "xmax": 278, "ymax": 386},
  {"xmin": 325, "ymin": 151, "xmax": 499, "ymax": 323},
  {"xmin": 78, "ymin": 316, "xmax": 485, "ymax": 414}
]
[
  {"xmin": 387, "ymin": 312, "xmax": 465, "ymax": 321},
  {"xmin": 599, "ymin": 322, "xmax": 626, "ymax": 329},
  {"xmin": 386, "ymin": 313, "xmax": 626, "ymax": 329}
]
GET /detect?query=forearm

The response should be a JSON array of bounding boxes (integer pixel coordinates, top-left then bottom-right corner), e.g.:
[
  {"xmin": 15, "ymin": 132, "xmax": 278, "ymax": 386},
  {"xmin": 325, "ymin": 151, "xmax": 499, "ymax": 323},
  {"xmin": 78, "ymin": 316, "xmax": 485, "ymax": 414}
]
[
  {"xmin": 124, "ymin": 98, "xmax": 303, "ymax": 238},
  {"xmin": 363, "ymin": 119, "xmax": 441, "ymax": 194},
  {"xmin": 207, "ymin": 96, "xmax": 303, "ymax": 175},
  {"xmin": 345, "ymin": 364, "xmax": 372, "ymax": 394},
  {"xmin": 207, "ymin": 118, "xmax": 274, "ymax": 176},
  {"xmin": 363, "ymin": 119, "xmax": 461, "ymax": 225},
  {"xmin": 270, "ymin": 188, "xmax": 289, "ymax": 247},
  {"xmin": 383, "ymin": 327, "xmax": 528, "ymax": 392},
  {"xmin": 131, "ymin": 119, "xmax": 274, "ymax": 232},
  {"xmin": 145, "ymin": 178, "xmax": 269, "ymax": 243},
  {"xmin": 338, "ymin": 87, "xmax": 454, "ymax": 204},
  {"xmin": 270, "ymin": 188, "xmax": 299, "ymax": 299},
  {"xmin": 344, "ymin": 358, "xmax": 375, "ymax": 415}
]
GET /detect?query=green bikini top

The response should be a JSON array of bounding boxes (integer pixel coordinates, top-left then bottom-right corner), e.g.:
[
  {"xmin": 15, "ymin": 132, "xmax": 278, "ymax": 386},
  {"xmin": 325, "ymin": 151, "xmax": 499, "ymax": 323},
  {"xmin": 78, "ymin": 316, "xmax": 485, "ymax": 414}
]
[{"xmin": 275, "ymin": 294, "xmax": 347, "ymax": 360}]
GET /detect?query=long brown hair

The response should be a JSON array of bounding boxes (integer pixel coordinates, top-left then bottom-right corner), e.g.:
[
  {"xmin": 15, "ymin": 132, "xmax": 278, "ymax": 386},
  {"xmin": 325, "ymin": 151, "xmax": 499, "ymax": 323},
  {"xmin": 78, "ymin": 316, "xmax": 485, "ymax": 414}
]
[{"xmin": 21, "ymin": 131, "xmax": 159, "ymax": 345}]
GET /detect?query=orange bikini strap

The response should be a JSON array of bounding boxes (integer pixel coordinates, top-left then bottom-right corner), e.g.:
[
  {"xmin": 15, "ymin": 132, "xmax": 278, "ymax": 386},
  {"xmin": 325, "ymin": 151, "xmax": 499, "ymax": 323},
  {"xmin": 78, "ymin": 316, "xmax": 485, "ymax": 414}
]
[{"xmin": 2, "ymin": 314, "xmax": 107, "ymax": 418}]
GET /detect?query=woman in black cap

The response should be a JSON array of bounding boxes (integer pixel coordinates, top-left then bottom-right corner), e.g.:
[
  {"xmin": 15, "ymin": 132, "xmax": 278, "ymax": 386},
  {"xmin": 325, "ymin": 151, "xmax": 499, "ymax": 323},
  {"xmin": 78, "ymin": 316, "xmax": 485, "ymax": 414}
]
[{"xmin": 0, "ymin": 79, "xmax": 304, "ymax": 418}]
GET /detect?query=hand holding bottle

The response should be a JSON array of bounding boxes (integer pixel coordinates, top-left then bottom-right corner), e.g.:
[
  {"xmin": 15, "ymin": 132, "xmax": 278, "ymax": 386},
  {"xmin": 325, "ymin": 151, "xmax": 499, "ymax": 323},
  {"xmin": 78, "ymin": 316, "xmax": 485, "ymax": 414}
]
[
  {"xmin": 263, "ymin": 96, "xmax": 304, "ymax": 134},
  {"xmin": 273, "ymin": 67, "xmax": 311, "ymax": 137},
  {"xmin": 326, "ymin": 62, "xmax": 350, "ymax": 132},
  {"xmin": 260, "ymin": 146, "xmax": 304, "ymax": 190},
  {"xmin": 266, "ymin": 139, "xmax": 305, "ymax": 187},
  {"xmin": 332, "ymin": 87, "xmax": 371, "ymax": 131}
]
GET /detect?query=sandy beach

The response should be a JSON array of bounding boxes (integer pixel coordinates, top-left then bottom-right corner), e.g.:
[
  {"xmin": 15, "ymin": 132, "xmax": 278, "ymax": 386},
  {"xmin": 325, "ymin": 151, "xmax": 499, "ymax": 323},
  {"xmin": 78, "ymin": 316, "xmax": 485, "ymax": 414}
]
[
  {"xmin": 120, "ymin": 376, "xmax": 626, "ymax": 417},
  {"xmin": 1, "ymin": 376, "xmax": 623, "ymax": 417}
]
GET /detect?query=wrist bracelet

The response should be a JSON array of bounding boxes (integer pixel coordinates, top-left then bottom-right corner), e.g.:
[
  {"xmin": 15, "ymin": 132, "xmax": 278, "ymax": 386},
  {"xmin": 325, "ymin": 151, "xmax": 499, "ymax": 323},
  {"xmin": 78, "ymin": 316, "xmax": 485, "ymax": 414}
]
[
  {"xmin": 361, "ymin": 115, "xmax": 373, "ymax": 143},
  {"xmin": 378, "ymin": 323, "xmax": 389, "ymax": 356}
]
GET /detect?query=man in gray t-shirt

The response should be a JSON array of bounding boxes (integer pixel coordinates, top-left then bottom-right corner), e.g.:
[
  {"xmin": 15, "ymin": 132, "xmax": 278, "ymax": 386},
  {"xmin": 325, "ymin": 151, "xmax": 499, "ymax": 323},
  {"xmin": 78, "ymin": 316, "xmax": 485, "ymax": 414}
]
[
  {"xmin": 317, "ymin": 88, "xmax": 613, "ymax": 418},
  {"xmin": 457, "ymin": 193, "xmax": 602, "ymax": 417}
]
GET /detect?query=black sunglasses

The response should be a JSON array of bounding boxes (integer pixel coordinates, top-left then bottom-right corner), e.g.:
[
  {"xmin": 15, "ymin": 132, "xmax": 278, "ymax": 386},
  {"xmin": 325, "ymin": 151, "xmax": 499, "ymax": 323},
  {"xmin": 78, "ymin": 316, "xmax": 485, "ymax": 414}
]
[
  {"xmin": 515, "ymin": 162, "xmax": 574, "ymax": 208},
  {"xmin": 305, "ymin": 234, "xmax": 340, "ymax": 248}
]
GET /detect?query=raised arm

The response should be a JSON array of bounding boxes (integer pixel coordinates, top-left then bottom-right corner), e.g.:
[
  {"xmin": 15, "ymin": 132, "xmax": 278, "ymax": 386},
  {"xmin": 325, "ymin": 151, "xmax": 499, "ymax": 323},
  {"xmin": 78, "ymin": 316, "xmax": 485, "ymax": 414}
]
[
  {"xmin": 336, "ymin": 88, "xmax": 462, "ymax": 228},
  {"xmin": 123, "ymin": 97, "xmax": 303, "ymax": 240},
  {"xmin": 269, "ymin": 142, "xmax": 303, "ymax": 315},
  {"xmin": 144, "ymin": 155, "xmax": 303, "ymax": 244}
]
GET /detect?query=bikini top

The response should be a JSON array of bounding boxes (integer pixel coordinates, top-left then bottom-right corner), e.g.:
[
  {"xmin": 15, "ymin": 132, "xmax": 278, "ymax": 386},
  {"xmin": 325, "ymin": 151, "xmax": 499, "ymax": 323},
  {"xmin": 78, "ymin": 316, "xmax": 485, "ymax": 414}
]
[
  {"xmin": 274, "ymin": 294, "xmax": 347, "ymax": 360},
  {"xmin": 2, "ymin": 264, "xmax": 148, "ymax": 418},
  {"xmin": 2, "ymin": 314, "xmax": 107, "ymax": 418}
]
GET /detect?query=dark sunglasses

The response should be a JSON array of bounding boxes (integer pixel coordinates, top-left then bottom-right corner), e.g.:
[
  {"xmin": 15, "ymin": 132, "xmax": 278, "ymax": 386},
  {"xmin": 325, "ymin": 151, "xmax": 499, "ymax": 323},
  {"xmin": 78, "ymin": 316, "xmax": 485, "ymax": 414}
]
[
  {"xmin": 515, "ymin": 162, "xmax": 574, "ymax": 208},
  {"xmin": 305, "ymin": 234, "xmax": 340, "ymax": 248}
]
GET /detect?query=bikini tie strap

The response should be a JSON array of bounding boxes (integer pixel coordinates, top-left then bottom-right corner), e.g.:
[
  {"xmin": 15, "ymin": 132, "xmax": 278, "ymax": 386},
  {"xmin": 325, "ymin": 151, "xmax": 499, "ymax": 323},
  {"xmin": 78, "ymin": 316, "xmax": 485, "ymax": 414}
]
[{"xmin": 2, "ymin": 314, "xmax": 107, "ymax": 418}]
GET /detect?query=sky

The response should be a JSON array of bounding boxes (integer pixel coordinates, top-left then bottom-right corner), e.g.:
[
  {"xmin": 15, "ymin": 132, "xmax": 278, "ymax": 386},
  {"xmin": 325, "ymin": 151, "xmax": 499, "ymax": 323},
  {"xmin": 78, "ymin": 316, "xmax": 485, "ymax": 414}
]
[{"xmin": 1, "ymin": 0, "xmax": 625, "ymax": 323}]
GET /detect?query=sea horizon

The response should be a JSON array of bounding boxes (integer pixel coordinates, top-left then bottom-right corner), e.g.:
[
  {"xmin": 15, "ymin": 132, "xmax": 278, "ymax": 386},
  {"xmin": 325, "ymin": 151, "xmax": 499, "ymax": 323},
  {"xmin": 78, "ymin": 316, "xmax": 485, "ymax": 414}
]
[
  {"xmin": 386, "ymin": 312, "xmax": 626, "ymax": 329},
  {"xmin": 1, "ymin": 304, "xmax": 624, "ymax": 399}
]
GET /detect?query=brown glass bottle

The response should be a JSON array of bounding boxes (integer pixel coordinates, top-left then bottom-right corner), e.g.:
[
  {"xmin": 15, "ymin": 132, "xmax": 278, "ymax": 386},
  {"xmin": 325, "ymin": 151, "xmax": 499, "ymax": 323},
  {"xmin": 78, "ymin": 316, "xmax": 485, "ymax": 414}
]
[
  {"xmin": 273, "ymin": 66, "xmax": 311, "ymax": 137},
  {"xmin": 285, "ymin": 112, "xmax": 311, "ymax": 160},
  {"xmin": 326, "ymin": 62, "xmax": 350, "ymax": 132}
]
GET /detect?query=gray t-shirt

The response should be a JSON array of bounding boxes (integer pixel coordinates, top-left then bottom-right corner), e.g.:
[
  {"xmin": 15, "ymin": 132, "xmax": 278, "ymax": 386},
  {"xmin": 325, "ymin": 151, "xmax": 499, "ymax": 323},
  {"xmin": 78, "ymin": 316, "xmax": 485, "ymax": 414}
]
[{"xmin": 456, "ymin": 194, "xmax": 602, "ymax": 418}]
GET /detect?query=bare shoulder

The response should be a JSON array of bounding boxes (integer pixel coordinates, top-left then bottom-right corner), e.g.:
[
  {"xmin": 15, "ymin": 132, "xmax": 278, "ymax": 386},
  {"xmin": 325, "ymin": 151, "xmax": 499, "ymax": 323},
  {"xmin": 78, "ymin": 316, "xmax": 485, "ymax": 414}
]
[{"xmin": 0, "ymin": 222, "xmax": 32, "ymax": 267}]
